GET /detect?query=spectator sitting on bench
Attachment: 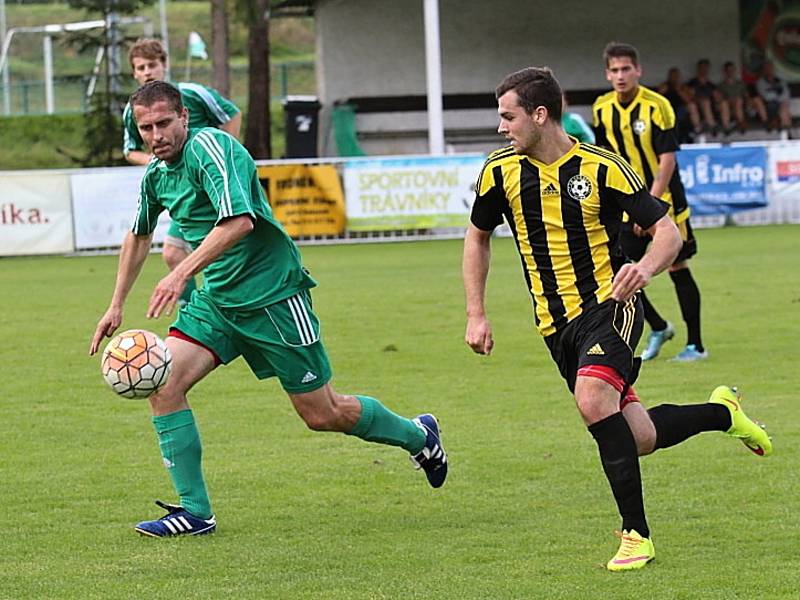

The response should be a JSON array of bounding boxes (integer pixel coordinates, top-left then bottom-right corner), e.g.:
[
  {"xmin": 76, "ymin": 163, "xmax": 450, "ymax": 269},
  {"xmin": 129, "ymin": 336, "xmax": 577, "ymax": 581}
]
[
  {"xmin": 658, "ymin": 67, "xmax": 701, "ymax": 144},
  {"xmin": 756, "ymin": 61, "xmax": 792, "ymax": 137},
  {"xmin": 687, "ymin": 59, "xmax": 721, "ymax": 136},
  {"xmin": 717, "ymin": 61, "xmax": 749, "ymax": 135}
]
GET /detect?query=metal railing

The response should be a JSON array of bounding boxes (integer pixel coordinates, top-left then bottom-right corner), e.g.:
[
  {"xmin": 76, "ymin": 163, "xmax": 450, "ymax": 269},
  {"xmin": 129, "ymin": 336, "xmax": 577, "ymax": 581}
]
[{"xmin": 0, "ymin": 61, "xmax": 315, "ymax": 116}]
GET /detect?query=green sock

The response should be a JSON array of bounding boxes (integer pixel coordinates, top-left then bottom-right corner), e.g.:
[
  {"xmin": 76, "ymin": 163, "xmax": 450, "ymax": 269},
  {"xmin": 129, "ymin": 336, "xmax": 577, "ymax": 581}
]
[
  {"xmin": 152, "ymin": 409, "xmax": 212, "ymax": 519},
  {"xmin": 347, "ymin": 395, "xmax": 426, "ymax": 454},
  {"xmin": 179, "ymin": 277, "xmax": 197, "ymax": 304}
]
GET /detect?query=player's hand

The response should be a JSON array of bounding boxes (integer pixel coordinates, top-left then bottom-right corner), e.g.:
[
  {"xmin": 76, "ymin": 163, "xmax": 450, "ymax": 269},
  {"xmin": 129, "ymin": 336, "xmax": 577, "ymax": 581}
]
[
  {"xmin": 465, "ymin": 315, "xmax": 495, "ymax": 355},
  {"xmin": 632, "ymin": 223, "xmax": 646, "ymax": 237},
  {"xmin": 147, "ymin": 270, "xmax": 187, "ymax": 319},
  {"xmin": 90, "ymin": 306, "xmax": 123, "ymax": 355},
  {"xmin": 612, "ymin": 263, "xmax": 651, "ymax": 302}
]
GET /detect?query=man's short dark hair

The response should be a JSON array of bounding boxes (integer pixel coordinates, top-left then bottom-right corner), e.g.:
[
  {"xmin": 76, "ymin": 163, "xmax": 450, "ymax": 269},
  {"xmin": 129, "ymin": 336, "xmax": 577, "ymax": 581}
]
[
  {"xmin": 130, "ymin": 80, "xmax": 183, "ymax": 114},
  {"xmin": 495, "ymin": 67, "xmax": 563, "ymax": 121},
  {"xmin": 603, "ymin": 42, "xmax": 639, "ymax": 67}
]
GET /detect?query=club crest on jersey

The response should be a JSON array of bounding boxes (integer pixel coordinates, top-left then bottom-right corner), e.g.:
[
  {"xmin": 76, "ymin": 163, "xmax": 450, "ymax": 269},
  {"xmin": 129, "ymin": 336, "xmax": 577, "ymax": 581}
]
[
  {"xmin": 566, "ymin": 174, "xmax": 592, "ymax": 200},
  {"xmin": 633, "ymin": 119, "xmax": 647, "ymax": 135}
]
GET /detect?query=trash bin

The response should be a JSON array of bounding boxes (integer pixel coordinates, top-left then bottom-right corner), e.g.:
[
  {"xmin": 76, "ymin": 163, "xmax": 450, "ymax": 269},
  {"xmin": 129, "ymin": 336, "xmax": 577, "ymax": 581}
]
[{"xmin": 283, "ymin": 95, "xmax": 321, "ymax": 158}]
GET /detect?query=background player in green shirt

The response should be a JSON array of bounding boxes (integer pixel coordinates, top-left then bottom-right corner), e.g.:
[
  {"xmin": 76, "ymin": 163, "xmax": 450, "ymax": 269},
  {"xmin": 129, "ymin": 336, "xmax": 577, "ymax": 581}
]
[
  {"xmin": 123, "ymin": 38, "xmax": 242, "ymax": 307},
  {"xmin": 91, "ymin": 81, "xmax": 447, "ymax": 537}
]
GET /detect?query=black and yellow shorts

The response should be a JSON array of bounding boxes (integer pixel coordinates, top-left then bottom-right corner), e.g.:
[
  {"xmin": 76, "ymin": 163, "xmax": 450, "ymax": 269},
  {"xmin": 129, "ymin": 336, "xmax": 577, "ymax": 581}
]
[
  {"xmin": 620, "ymin": 218, "xmax": 697, "ymax": 264},
  {"xmin": 171, "ymin": 289, "xmax": 332, "ymax": 393},
  {"xmin": 543, "ymin": 297, "xmax": 643, "ymax": 394}
]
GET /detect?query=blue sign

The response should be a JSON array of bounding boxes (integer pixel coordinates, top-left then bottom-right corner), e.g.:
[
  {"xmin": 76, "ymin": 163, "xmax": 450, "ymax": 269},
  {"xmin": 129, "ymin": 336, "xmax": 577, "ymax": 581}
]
[{"xmin": 676, "ymin": 146, "xmax": 767, "ymax": 215}]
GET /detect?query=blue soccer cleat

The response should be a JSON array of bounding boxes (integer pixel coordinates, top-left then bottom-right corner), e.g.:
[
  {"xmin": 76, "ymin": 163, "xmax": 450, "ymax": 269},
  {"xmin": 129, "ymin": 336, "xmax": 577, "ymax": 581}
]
[
  {"xmin": 641, "ymin": 322, "xmax": 675, "ymax": 361},
  {"xmin": 410, "ymin": 414, "xmax": 448, "ymax": 489},
  {"xmin": 671, "ymin": 344, "xmax": 709, "ymax": 362},
  {"xmin": 135, "ymin": 500, "xmax": 216, "ymax": 537}
]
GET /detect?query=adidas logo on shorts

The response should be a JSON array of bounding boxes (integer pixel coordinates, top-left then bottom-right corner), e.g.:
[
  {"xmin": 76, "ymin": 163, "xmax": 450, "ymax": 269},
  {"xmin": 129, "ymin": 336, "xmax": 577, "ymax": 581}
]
[
  {"xmin": 301, "ymin": 371, "xmax": 317, "ymax": 384},
  {"xmin": 587, "ymin": 343, "xmax": 605, "ymax": 356}
]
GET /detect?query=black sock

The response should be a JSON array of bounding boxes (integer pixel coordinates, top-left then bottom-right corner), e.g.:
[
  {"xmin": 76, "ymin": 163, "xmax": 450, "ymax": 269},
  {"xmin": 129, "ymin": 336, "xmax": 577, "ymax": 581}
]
[
  {"xmin": 588, "ymin": 412, "xmax": 649, "ymax": 538},
  {"xmin": 670, "ymin": 268, "xmax": 703, "ymax": 351},
  {"xmin": 648, "ymin": 403, "xmax": 730, "ymax": 450},
  {"xmin": 640, "ymin": 289, "xmax": 668, "ymax": 332}
]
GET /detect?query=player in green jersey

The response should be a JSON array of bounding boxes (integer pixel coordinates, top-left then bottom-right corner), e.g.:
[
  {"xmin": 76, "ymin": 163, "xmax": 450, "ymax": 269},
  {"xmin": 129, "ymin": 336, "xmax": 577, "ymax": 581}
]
[
  {"xmin": 123, "ymin": 38, "xmax": 242, "ymax": 307},
  {"xmin": 90, "ymin": 81, "xmax": 448, "ymax": 538}
]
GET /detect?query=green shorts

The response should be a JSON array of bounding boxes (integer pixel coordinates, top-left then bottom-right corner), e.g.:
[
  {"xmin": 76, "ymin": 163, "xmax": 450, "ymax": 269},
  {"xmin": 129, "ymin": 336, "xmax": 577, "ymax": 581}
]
[{"xmin": 171, "ymin": 289, "xmax": 332, "ymax": 393}]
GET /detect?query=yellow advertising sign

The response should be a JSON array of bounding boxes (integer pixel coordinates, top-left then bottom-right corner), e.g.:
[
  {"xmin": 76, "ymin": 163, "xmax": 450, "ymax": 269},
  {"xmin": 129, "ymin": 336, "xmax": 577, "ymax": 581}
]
[{"xmin": 257, "ymin": 164, "xmax": 345, "ymax": 237}]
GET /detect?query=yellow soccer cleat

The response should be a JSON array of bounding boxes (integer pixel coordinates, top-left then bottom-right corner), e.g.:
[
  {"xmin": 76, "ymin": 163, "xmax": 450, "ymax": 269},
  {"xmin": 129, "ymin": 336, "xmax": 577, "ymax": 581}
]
[
  {"xmin": 606, "ymin": 529, "xmax": 655, "ymax": 572},
  {"xmin": 709, "ymin": 386, "xmax": 773, "ymax": 457}
]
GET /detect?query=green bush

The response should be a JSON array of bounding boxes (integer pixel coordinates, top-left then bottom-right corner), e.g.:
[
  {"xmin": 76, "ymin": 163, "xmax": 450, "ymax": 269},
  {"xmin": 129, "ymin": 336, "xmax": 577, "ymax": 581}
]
[
  {"xmin": 0, "ymin": 113, "xmax": 86, "ymax": 169},
  {"xmin": 0, "ymin": 1, "xmax": 315, "ymax": 168}
]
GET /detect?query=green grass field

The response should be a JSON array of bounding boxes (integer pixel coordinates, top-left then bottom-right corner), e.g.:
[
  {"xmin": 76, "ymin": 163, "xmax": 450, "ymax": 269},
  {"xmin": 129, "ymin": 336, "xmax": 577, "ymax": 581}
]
[{"xmin": 0, "ymin": 225, "xmax": 798, "ymax": 599}]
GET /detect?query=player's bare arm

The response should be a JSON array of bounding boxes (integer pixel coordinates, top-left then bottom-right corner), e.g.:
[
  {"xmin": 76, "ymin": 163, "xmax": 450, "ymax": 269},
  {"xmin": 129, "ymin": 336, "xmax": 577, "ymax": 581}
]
[
  {"xmin": 463, "ymin": 223, "xmax": 495, "ymax": 355},
  {"xmin": 631, "ymin": 153, "xmax": 676, "ymax": 237},
  {"xmin": 649, "ymin": 151, "xmax": 676, "ymax": 202},
  {"xmin": 612, "ymin": 215, "xmax": 680, "ymax": 301},
  {"xmin": 124, "ymin": 149, "xmax": 154, "ymax": 166},
  {"xmin": 220, "ymin": 112, "xmax": 242, "ymax": 138},
  {"xmin": 147, "ymin": 215, "xmax": 255, "ymax": 319},
  {"xmin": 90, "ymin": 231, "xmax": 153, "ymax": 354}
]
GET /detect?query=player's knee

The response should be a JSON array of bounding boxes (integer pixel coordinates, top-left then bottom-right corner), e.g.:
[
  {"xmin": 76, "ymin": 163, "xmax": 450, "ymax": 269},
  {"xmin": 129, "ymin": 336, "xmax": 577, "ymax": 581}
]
[
  {"xmin": 162, "ymin": 245, "xmax": 186, "ymax": 269},
  {"xmin": 575, "ymin": 395, "xmax": 615, "ymax": 424},
  {"xmin": 149, "ymin": 386, "xmax": 187, "ymax": 415},
  {"xmin": 575, "ymin": 377, "xmax": 620, "ymax": 424}
]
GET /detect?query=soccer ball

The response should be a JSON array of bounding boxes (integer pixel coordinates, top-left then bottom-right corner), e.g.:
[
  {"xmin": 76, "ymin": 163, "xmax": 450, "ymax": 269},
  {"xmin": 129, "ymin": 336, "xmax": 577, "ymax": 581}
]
[{"xmin": 101, "ymin": 329, "xmax": 172, "ymax": 398}]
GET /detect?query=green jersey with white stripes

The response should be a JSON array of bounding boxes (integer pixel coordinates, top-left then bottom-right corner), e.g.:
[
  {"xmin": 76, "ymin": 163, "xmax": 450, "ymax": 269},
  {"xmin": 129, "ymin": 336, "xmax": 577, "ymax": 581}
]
[
  {"xmin": 133, "ymin": 128, "xmax": 316, "ymax": 309},
  {"xmin": 123, "ymin": 82, "xmax": 239, "ymax": 155}
]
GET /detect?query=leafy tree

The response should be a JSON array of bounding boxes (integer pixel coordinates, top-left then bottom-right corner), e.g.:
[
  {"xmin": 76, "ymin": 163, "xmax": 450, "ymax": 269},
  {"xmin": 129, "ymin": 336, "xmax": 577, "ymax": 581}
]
[
  {"xmin": 64, "ymin": 0, "xmax": 154, "ymax": 166},
  {"xmin": 210, "ymin": 0, "xmax": 230, "ymax": 97},
  {"xmin": 235, "ymin": 0, "xmax": 271, "ymax": 159}
]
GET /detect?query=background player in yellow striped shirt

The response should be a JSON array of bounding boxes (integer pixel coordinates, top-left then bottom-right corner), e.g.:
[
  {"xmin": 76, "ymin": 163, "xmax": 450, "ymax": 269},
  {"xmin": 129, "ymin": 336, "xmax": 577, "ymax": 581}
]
[{"xmin": 593, "ymin": 42, "xmax": 707, "ymax": 362}]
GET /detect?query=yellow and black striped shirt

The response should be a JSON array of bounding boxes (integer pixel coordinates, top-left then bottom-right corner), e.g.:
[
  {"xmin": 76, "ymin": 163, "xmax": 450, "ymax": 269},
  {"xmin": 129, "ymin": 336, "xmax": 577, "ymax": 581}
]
[
  {"xmin": 471, "ymin": 141, "xmax": 667, "ymax": 337},
  {"xmin": 592, "ymin": 85, "xmax": 689, "ymax": 222}
]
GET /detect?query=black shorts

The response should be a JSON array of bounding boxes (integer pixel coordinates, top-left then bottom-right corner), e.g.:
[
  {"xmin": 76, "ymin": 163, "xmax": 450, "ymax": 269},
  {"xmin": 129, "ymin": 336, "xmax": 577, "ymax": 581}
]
[
  {"xmin": 620, "ymin": 218, "xmax": 697, "ymax": 264},
  {"xmin": 543, "ymin": 298, "xmax": 643, "ymax": 394}
]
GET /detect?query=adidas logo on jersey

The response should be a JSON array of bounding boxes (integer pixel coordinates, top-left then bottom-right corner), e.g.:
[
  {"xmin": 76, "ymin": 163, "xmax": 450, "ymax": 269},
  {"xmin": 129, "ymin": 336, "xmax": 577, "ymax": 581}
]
[
  {"xmin": 542, "ymin": 182, "xmax": 559, "ymax": 195},
  {"xmin": 587, "ymin": 343, "xmax": 605, "ymax": 356},
  {"xmin": 301, "ymin": 371, "xmax": 318, "ymax": 383}
]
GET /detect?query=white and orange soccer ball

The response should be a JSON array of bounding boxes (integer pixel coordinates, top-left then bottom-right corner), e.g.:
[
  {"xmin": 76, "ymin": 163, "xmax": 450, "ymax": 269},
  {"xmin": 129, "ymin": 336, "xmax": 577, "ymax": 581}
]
[{"xmin": 101, "ymin": 329, "xmax": 172, "ymax": 398}]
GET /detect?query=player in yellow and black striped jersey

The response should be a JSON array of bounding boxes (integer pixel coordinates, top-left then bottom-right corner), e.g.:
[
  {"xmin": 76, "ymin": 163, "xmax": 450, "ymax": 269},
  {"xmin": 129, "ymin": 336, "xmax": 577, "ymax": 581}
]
[
  {"xmin": 472, "ymin": 141, "xmax": 665, "ymax": 337},
  {"xmin": 593, "ymin": 42, "xmax": 707, "ymax": 362},
  {"xmin": 463, "ymin": 66, "xmax": 767, "ymax": 572}
]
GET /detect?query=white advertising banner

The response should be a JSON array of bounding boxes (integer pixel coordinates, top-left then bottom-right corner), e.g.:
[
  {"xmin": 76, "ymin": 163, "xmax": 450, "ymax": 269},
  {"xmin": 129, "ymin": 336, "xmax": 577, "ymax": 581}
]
[
  {"xmin": 0, "ymin": 172, "xmax": 74, "ymax": 256},
  {"xmin": 732, "ymin": 142, "xmax": 800, "ymax": 225},
  {"xmin": 342, "ymin": 154, "xmax": 484, "ymax": 230},
  {"xmin": 768, "ymin": 143, "xmax": 800, "ymax": 194},
  {"xmin": 71, "ymin": 167, "xmax": 172, "ymax": 249}
]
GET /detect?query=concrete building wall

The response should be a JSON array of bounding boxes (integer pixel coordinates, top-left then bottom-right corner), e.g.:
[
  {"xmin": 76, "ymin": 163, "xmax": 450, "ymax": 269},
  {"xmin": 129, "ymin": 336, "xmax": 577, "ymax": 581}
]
[{"xmin": 313, "ymin": 0, "xmax": 741, "ymax": 155}]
